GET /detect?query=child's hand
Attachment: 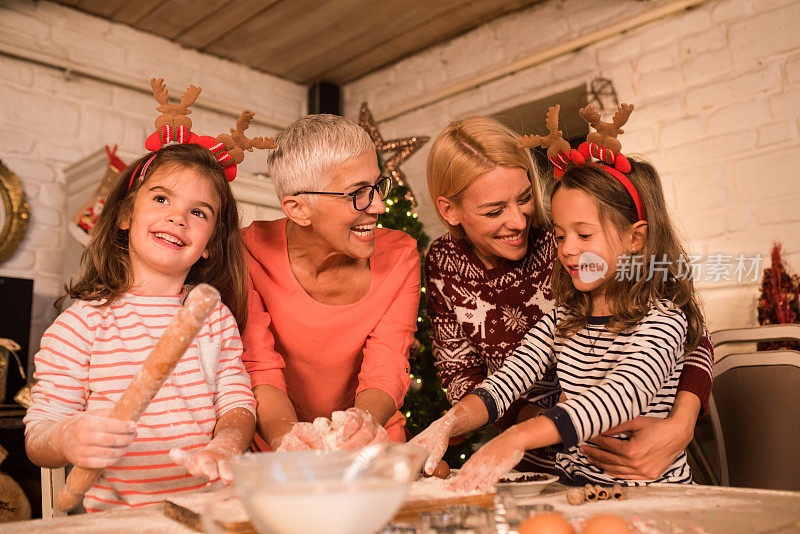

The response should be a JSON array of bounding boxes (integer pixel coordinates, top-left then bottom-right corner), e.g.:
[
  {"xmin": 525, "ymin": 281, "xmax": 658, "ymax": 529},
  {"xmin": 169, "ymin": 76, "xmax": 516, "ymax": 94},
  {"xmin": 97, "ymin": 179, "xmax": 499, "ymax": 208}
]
[
  {"xmin": 409, "ymin": 412, "xmax": 456, "ymax": 476},
  {"xmin": 58, "ymin": 411, "xmax": 137, "ymax": 469},
  {"xmin": 448, "ymin": 431, "xmax": 525, "ymax": 492},
  {"xmin": 333, "ymin": 408, "xmax": 389, "ymax": 450},
  {"xmin": 169, "ymin": 445, "xmax": 236, "ymax": 483}
]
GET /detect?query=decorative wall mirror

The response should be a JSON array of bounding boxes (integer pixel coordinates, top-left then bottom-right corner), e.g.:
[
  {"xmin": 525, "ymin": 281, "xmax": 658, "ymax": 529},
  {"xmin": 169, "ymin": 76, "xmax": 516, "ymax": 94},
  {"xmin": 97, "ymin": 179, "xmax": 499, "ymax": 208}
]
[{"xmin": 0, "ymin": 160, "xmax": 30, "ymax": 265}]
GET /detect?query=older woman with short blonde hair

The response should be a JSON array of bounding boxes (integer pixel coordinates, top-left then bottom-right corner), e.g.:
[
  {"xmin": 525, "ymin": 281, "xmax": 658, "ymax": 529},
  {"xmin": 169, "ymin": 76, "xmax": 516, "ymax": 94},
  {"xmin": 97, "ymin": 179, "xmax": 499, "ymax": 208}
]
[
  {"xmin": 422, "ymin": 115, "xmax": 715, "ymax": 479},
  {"xmin": 241, "ymin": 114, "xmax": 420, "ymax": 451}
]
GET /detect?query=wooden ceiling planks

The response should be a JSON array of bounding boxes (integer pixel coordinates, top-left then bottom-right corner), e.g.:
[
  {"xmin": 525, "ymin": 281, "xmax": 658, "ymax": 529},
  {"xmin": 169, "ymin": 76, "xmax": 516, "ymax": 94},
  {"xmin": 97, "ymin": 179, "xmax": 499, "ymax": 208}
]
[
  {"xmin": 317, "ymin": 0, "xmax": 538, "ymax": 84},
  {"xmin": 111, "ymin": 0, "xmax": 167, "ymax": 25},
  {"xmin": 53, "ymin": 0, "xmax": 544, "ymax": 84},
  {"xmin": 132, "ymin": 0, "xmax": 224, "ymax": 39},
  {"xmin": 251, "ymin": 0, "xmax": 402, "ymax": 77},
  {"xmin": 174, "ymin": 0, "xmax": 281, "ymax": 50},
  {"xmin": 58, "ymin": 0, "xmax": 129, "ymax": 18},
  {"xmin": 282, "ymin": 0, "xmax": 467, "ymax": 83},
  {"xmin": 203, "ymin": 0, "xmax": 370, "ymax": 70}
]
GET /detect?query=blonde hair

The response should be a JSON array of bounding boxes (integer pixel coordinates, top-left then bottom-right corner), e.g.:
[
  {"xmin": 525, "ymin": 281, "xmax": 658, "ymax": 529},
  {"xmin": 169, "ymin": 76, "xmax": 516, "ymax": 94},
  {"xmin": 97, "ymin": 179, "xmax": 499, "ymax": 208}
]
[
  {"xmin": 267, "ymin": 114, "xmax": 376, "ymax": 200},
  {"xmin": 426, "ymin": 116, "xmax": 548, "ymax": 238},
  {"xmin": 551, "ymin": 158, "xmax": 703, "ymax": 353}
]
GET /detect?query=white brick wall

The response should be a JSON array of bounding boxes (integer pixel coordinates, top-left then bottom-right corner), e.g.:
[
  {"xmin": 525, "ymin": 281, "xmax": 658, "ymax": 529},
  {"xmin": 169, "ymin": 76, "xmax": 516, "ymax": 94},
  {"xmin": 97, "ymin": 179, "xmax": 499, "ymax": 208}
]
[
  {"xmin": 2, "ymin": 0, "xmax": 799, "ymax": 349},
  {"xmin": 343, "ymin": 0, "xmax": 800, "ymax": 332},
  {"xmin": 0, "ymin": 0, "xmax": 306, "ymax": 361}
]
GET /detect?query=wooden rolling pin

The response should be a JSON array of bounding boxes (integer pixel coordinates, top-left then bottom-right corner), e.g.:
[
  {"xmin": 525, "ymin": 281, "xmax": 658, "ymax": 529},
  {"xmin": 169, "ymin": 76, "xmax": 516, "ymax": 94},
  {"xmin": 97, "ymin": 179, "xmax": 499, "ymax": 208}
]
[{"xmin": 55, "ymin": 283, "xmax": 221, "ymax": 511}]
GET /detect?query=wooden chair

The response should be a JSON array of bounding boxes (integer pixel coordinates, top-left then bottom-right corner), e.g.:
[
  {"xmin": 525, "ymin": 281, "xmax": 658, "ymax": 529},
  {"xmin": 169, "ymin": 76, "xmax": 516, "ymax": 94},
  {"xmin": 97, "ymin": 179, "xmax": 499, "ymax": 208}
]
[
  {"xmin": 691, "ymin": 325, "xmax": 800, "ymax": 490},
  {"xmin": 41, "ymin": 467, "xmax": 67, "ymax": 518}
]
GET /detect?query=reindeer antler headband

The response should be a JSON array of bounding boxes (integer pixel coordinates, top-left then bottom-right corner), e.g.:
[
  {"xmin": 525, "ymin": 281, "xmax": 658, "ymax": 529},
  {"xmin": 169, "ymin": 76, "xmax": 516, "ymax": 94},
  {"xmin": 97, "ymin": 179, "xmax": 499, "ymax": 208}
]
[
  {"xmin": 519, "ymin": 103, "xmax": 645, "ymax": 222},
  {"xmin": 130, "ymin": 77, "xmax": 277, "ymax": 188}
]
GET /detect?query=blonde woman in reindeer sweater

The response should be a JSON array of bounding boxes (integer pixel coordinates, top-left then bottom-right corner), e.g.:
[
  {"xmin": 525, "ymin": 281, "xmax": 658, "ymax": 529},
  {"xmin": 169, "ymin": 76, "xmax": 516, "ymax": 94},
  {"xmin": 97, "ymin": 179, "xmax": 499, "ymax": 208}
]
[{"xmin": 423, "ymin": 116, "xmax": 714, "ymax": 480}]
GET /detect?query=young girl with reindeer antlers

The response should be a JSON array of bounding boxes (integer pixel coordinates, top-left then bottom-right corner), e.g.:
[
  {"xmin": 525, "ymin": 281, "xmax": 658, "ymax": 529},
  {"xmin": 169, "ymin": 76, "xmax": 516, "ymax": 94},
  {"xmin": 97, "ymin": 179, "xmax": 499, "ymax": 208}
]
[
  {"xmin": 24, "ymin": 78, "xmax": 274, "ymax": 512},
  {"xmin": 414, "ymin": 103, "xmax": 703, "ymax": 490}
]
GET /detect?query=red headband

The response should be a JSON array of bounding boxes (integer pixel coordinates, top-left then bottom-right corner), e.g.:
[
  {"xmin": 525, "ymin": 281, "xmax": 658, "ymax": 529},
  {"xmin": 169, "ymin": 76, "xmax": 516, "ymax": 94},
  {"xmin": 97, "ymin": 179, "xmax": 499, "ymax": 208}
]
[
  {"xmin": 130, "ymin": 78, "xmax": 276, "ymax": 189},
  {"xmin": 576, "ymin": 140, "xmax": 645, "ymax": 222},
  {"xmin": 519, "ymin": 103, "xmax": 646, "ymax": 222},
  {"xmin": 127, "ymin": 153, "xmax": 157, "ymax": 189}
]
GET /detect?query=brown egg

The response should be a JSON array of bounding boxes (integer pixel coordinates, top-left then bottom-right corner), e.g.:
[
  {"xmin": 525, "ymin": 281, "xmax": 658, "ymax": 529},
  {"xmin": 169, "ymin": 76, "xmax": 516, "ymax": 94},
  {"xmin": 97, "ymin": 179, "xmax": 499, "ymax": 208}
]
[
  {"xmin": 517, "ymin": 512, "xmax": 575, "ymax": 534},
  {"xmin": 422, "ymin": 460, "xmax": 451, "ymax": 479},
  {"xmin": 432, "ymin": 459, "xmax": 450, "ymax": 479},
  {"xmin": 582, "ymin": 513, "xmax": 632, "ymax": 534}
]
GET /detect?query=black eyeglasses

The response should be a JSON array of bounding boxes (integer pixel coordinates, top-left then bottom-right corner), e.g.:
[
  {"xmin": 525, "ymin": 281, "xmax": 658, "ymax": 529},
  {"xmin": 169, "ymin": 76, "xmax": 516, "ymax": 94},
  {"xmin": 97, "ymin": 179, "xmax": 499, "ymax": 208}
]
[{"xmin": 295, "ymin": 176, "xmax": 393, "ymax": 211}]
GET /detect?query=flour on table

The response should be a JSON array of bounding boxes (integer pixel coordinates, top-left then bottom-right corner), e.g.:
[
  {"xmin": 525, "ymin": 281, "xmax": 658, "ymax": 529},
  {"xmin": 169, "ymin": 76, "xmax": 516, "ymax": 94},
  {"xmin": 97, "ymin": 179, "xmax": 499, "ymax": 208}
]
[
  {"xmin": 167, "ymin": 490, "xmax": 249, "ymax": 523},
  {"xmin": 405, "ymin": 475, "xmax": 488, "ymax": 502}
]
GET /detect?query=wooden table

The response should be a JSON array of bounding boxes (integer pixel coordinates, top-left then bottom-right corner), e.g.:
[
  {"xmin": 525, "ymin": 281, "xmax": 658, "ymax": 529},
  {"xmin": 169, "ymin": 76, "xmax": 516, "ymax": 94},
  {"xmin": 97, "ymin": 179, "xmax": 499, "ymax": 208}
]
[
  {"xmin": 514, "ymin": 483, "xmax": 800, "ymax": 533},
  {"xmin": 0, "ymin": 505, "xmax": 195, "ymax": 534},
  {"xmin": 0, "ymin": 484, "xmax": 797, "ymax": 533}
]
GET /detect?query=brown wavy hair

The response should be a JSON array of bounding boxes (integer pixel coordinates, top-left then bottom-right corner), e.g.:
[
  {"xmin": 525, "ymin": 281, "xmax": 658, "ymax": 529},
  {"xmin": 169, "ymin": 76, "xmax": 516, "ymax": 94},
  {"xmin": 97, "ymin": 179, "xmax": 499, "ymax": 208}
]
[
  {"xmin": 58, "ymin": 143, "xmax": 249, "ymax": 329},
  {"xmin": 426, "ymin": 115, "xmax": 548, "ymax": 238},
  {"xmin": 551, "ymin": 158, "xmax": 703, "ymax": 352}
]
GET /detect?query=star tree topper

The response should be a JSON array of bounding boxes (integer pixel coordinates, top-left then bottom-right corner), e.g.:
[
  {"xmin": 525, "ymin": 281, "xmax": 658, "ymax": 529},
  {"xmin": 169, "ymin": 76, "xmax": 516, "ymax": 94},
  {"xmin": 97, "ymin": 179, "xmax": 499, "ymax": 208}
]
[{"xmin": 358, "ymin": 102, "xmax": 429, "ymax": 204}]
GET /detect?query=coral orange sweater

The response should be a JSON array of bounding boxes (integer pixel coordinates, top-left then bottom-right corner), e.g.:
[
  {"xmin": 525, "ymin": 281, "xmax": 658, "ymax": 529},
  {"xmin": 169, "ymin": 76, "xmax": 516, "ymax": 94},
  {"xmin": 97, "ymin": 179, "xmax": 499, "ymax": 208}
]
[{"xmin": 241, "ymin": 219, "xmax": 420, "ymax": 448}]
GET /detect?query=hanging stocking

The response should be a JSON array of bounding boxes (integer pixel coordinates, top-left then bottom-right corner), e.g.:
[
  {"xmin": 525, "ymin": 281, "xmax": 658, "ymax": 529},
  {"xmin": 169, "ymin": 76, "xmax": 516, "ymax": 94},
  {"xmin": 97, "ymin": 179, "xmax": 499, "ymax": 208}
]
[{"xmin": 68, "ymin": 145, "xmax": 127, "ymax": 246}]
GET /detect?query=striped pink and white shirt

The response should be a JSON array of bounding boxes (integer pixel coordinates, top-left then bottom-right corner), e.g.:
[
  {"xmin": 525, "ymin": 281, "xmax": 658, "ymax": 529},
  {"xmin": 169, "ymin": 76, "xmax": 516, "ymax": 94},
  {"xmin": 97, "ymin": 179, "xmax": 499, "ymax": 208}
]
[{"xmin": 24, "ymin": 291, "xmax": 256, "ymax": 512}]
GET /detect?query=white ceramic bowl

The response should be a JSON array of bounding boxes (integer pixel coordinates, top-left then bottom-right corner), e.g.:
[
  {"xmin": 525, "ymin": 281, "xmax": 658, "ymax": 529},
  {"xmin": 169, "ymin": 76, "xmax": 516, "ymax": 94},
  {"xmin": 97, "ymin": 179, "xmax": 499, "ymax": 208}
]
[
  {"xmin": 495, "ymin": 472, "xmax": 559, "ymax": 498},
  {"xmin": 231, "ymin": 446, "xmax": 425, "ymax": 534}
]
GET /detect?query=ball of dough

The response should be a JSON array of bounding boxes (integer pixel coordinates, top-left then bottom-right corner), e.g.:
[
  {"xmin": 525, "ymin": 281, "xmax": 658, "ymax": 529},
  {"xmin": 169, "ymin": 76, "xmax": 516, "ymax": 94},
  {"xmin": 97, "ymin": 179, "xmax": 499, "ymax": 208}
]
[
  {"xmin": 517, "ymin": 512, "xmax": 575, "ymax": 534},
  {"xmin": 582, "ymin": 513, "xmax": 632, "ymax": 534},
  {"xmin": 565, "ymin": 487, "xmax": 585, "ymax": 505}
]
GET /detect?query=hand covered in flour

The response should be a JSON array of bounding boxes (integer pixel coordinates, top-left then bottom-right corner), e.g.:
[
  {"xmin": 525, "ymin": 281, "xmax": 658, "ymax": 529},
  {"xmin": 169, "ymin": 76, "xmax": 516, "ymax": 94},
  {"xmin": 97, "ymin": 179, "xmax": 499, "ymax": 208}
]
[
  {"xmin": 170, "ymin": 443, "xmax": 237, "ymax": 483},
  {"xmin": 276, "ymin": 422, "xmax": 324, "ymax": 452},
  {"xmin": 449, "ymin": 430, "xmax": 525, "ymax": 492},
  {"xmin": 409, "ymin": 411, "xmax": 457, "ymax": 476},
  {"xmin": 331, "ymin": 408, "xmax": 389, "ymax": 450},
  {"xmin": 56, "ymin": 410, "xmax": 137, "ymax": 469}
]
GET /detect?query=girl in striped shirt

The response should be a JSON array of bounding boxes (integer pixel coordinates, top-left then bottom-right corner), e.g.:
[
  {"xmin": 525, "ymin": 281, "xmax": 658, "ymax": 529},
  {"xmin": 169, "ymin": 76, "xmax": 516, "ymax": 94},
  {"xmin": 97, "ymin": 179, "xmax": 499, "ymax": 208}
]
[
  {"xmin": 412, "ymin": 155, "xmax": 704, "ymax": 490},
  {"xmin": 24, "ymin": 144, "xmax": 256, "ymax": 511}
]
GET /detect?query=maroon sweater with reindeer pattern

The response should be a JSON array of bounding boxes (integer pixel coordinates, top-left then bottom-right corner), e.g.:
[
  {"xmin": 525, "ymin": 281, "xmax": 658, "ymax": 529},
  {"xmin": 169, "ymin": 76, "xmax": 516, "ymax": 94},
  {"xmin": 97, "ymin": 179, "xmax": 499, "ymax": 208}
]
[{"xmin": 425, "ymin": 225, "xmax": 714, "ymax": 421}]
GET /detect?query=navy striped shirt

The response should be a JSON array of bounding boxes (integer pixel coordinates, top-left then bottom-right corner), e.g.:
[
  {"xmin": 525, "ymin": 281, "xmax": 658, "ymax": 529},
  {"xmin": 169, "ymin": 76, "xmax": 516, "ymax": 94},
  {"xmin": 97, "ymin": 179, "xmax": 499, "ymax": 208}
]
[{"xmin": 474, "ymin": 300, "xmax": 692, "ymax": 485}]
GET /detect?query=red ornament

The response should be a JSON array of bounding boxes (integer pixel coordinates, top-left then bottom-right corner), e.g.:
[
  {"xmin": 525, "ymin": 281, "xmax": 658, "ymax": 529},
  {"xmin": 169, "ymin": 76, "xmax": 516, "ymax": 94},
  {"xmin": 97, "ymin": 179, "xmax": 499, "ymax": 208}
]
[{"xmin": 757, "ymin": 242, "xmax": 800, "ymax": 351}]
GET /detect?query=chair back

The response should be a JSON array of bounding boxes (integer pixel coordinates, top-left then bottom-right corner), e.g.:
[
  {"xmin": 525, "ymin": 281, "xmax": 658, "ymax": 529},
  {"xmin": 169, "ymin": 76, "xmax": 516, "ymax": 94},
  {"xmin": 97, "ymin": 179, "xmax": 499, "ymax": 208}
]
[
  {"xmin": 712, "ymin": 350, "xmax": 800, "ymax": 490},
  {"xmin": 712, "ymin": 324, "xmax": 800, "ymax": 348}
]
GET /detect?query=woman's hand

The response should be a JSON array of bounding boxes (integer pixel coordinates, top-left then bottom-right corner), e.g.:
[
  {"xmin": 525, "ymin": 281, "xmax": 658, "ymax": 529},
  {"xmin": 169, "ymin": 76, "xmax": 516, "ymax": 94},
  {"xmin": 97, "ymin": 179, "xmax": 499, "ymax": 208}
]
[
  {"xmin": 581, "ymin": 391, "xmax": 701, "ymax": 480},
  {"xmin": 333, "ymin": 408, "xmax": 389, "ymax": 450},
  {"xmin": 276, "ymin": 422, "xmax": 324, "ymax": 451},
  {"xmin": 581, "ymin": 415, "xmax": 693, "ymax": 479},
  {"xmin": 57, "ymin": 411, "xmax": 137, "ymax": 469},
  {"xmin": 449, "ymin": 430, "xmax": 525, "ymax": 492},
  {"xmin": 409, "ymin": 412, "xmax": 457, "ymax": 476}
]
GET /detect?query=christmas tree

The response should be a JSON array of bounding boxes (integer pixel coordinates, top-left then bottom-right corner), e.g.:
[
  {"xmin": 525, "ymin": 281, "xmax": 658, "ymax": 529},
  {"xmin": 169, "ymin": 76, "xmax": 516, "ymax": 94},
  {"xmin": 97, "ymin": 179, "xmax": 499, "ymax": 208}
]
[
  {"xmin": 359, "ymin": 102, "xmax": 482, "ymax": 467},
  {"xmin": 377, "ymin": 182, "xmax": 482, "ymax": 468}
]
